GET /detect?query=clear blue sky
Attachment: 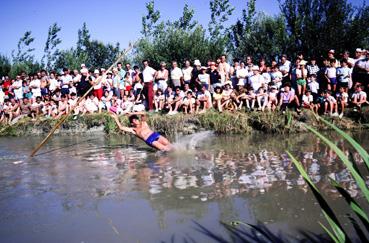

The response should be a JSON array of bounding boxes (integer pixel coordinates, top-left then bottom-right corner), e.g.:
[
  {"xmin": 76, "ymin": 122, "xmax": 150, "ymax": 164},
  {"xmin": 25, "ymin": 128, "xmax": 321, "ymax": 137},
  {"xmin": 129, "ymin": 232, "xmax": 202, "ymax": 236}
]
[{"xmin": 0, "ymin": 0, "xmax": 365, "ymax": 61}]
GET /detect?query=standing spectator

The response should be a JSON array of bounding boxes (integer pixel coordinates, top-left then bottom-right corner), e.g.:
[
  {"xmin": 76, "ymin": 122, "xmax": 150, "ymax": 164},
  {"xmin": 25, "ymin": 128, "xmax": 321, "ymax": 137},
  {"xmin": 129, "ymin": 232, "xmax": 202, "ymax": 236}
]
[
  {"xmin": 60, "ymin": 68, "xmax": 72, "ymax": 96},
  {"xmin": 142, "ymin": 60, "xmax": 156, "ymax": 111},
  {"xmin": 182, "ymin": 60, "xmax": 193, "ymax": 85},
  {"xmin": 29, "ymin": 73, "xmax": 42, "ymax": 99},
  {"xmin": 236, "ymin": 61, "xmax": 248, "ymax": 87},
  {"xmin": 191, "ymin": 60, "xmax": 202, "ymax": 90},
  {"xmin": 12, "ymin": 76, "xmax": 23, "ymax": 100},
  {"xmin": 295, "ymin": 60, "xmax": 308, "ymax": 97},
  {"xmin": 76, "ymin": 68, "xmax": 91, "ymax": 97},
  {"xmin": 91, "ymin": 69, "xmax": 103, "ymax": 100},
  {"xmin": 307, "ymin": 57, "xmax": 319, "ymax": 76},
  {"xmin": 170, "ymin": 61, "xmax": 183, "ymax": 88},
  {"xmin": 197, "ymin": 66, "xmax": 210, "ymax": 89},
  {"xmin": 279, "ymin": 54, "xmax": 291, "ymax": 84},
  {"xmin": 325, "ymin": 59, "xmax": 338, "ymax": 92},
  {"xmin": 337, "ymin": 59, "xmax": 351, "ymax": 92},
  {"xmin": 208, "ymin": 62, "xmax": 220, "ymax": 92},
  {"xmin": 230, "ymin": 59, "xmax": 240, "ymax": 88},
  {"xmin": 155, "ymin": 62, "xmax": 169, "ymax": 92}
]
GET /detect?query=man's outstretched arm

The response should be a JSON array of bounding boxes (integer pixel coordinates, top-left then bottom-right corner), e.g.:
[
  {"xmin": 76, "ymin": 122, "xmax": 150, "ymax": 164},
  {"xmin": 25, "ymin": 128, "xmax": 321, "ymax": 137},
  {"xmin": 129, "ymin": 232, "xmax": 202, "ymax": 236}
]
[{"xmin": 109, "ymin": 113, "xmax": 135, "ymax": 134}]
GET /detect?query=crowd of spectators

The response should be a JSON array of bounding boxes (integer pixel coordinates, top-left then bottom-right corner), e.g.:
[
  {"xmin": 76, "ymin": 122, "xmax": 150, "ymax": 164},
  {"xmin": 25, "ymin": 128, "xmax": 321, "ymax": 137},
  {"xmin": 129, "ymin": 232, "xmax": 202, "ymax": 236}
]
[{"xmin": 0, "ymin": 48, "xmax": 368, "ymax": 125}]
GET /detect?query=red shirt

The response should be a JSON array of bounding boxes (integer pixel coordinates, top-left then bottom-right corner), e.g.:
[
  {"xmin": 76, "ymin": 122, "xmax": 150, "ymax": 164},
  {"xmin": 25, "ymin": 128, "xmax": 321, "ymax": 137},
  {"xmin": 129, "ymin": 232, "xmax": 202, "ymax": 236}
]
[{"xmin": 2, "ymin": 80, "xmax": 11, "ymax": 95}]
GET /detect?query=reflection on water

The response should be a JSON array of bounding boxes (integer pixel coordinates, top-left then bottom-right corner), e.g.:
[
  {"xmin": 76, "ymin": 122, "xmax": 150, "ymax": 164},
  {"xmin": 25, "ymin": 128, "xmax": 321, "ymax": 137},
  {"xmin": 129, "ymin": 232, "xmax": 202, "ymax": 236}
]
[{"xmin": 0, "ymin": 131, "xmax": 368, "ymax": 242}]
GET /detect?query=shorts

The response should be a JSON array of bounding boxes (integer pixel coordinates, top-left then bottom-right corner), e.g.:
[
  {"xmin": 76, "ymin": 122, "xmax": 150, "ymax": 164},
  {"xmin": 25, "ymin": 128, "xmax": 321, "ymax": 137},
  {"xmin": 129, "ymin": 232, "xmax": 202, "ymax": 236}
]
[
  {"xmin": 329, "ymin": 78, "xmax": 337, "ymax": 85},
  {"xmin": 296, "ymin": 79, "xmax": 306, "ymax": 86},
  {"xmin": 145, "ymin": 132, "xmax": 160, "ymax": 146}
]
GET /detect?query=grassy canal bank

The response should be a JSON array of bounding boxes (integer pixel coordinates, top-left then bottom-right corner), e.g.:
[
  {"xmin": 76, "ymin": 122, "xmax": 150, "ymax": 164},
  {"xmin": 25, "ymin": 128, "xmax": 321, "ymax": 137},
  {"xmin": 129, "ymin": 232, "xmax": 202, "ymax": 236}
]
[{"xmin": 0, "ymin": 108, "xmax": 368, "ymax": 137}]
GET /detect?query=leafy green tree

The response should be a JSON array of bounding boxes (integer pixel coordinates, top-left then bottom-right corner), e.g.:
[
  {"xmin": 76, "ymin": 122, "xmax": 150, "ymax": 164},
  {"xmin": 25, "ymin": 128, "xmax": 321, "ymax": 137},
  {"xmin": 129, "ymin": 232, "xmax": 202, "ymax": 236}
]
[
  {"xmin": 173, "ymin": 4, "xmax": 198, "ymax": 31},
  {"xmin": 55, "ymin": 23, "xmax": 121, "ymax": 70},
  {"xmin": 9, "ymin": 61, "xmax": 42, "ymax": 78},
  {"xmin": 208, "ymin": 0, "xmax": 234, "ymax": 59},
  {"xmin": 12, "ymin": 31, "xmax": 35, "ymax": 63},
  {"xmin": 0, "ymin": 55, "xmax": 11, "ymax": 77},
  {"xmin": 42, "ymin": 23, "xmax": 62, "ymax": 71},
  {"xmin": 278, "ymin": 0, "xmax": 367, "ymax": 57},
  {"xmin": 76, "ymin": 22, "xmax": 91, "ymax": 56},
  {"xmin": 54, "ymin": 48, "xmax": 88, "ymax": 71},
  {"xmin": 141, "ymin": 0, "xmax": 161, "ymax": 37},
  {"xmin": 135, "ymin": 1, "xmax": 229, "ymax": 68}
]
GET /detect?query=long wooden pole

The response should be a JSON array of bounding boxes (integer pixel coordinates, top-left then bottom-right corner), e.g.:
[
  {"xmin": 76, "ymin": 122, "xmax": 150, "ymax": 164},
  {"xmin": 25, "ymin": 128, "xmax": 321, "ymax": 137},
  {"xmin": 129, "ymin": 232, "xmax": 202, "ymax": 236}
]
[{"xmin": 30, "ymin": 42, "xmax": 135, "ymax": 157}]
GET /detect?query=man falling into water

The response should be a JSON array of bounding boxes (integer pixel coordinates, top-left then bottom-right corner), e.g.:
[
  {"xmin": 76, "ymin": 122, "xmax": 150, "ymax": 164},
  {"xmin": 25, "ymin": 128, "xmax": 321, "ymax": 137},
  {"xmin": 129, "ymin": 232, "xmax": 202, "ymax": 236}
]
[{"xmin": 110, "ymin": 112, "xmax": 173, "ymax": 151}]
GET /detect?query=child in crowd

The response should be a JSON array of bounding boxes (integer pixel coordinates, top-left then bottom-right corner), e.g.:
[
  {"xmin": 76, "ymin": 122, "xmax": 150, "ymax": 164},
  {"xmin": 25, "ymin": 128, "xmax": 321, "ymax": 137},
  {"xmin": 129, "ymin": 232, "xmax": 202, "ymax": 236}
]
[
  {"xmin": 325, "ymin": 59, "xmax": 337, "ymax": 92},
  {"xmin": 336, "ymin": 87, "xmax": 349, "ymax": 118},
  {"xmin": 324, "ymin": 91, "xmax": 339, "ymax": 116},
  {"xmin": 256, "ymin": 87, "xmax": 268, "ymax": 111},
  {"xmin": 154, "ymin": 89, "xmax": 165, "ymax": 112}
]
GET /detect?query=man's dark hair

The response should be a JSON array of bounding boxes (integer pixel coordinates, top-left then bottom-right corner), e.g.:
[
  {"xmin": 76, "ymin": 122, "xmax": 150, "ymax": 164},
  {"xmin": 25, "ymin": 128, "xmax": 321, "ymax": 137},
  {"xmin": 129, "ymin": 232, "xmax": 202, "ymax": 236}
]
[
  {"xmin": 63, "ymin": 68, "xmax": 68, "ymax": 72},
  {"xmin": 117, "ymin": 62, "xmax": 122, "ymax": 65},
  {"xmin": 142, "ymin": 59, "xmax": 149, "ymax": 64},
  {"xmin": 129, "ymin": 114, "xmax": 139, "ymax": 124}
]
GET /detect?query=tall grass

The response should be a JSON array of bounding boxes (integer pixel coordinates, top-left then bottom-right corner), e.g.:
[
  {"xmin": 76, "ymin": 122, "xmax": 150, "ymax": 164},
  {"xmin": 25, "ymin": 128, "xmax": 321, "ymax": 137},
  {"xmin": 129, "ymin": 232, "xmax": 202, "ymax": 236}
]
[{"xmin": 287, "ymin": 117, "xmax": 369, "ymax": 242}]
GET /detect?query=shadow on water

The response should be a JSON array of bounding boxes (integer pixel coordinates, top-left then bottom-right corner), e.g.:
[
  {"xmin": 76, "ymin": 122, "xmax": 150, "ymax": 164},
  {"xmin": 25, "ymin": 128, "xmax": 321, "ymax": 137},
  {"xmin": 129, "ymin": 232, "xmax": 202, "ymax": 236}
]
[{"xmin": 160, "ymin": 221, "xmax": 332, "ymax": 243}]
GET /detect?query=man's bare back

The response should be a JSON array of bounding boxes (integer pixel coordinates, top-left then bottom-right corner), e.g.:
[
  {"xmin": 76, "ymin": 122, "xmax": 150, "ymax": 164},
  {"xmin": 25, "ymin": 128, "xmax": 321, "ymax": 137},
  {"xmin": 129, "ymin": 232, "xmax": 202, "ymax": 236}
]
[{"xmin": 110, "ymin": 112, "xmax": 173, "ymax": 151}]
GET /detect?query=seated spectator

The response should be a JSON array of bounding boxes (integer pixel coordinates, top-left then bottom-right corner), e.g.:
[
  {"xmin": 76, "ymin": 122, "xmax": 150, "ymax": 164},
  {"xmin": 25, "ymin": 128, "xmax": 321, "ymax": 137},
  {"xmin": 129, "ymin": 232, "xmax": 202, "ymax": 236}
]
[
  {"xmin": 351, "ymin": 85, "xmax": 368, "ymax": 111},
  {"xmin": 336, "ymin": 87, "xmax": 349, "ymax": 118},
  {"xmin": 267, "ymin": 86, "xmax": 279, "ymax": 112},
  {"xmin": 323, "ymin": 91, "xmax": 339, "ymax": 116},
  {"xmin": 154, "ymin": 89, "xmax": 165, "ymax": 112},
  {"xmin": 181, "ymin": 91, "xmax": 196, "ymax": 114},
  {"xmin": 196, "ymin": 85, "xmax": 212, "ymax": 113},
  {"xmin": 256, "ymin": 87, "xmax": 268, "ymax": 111},
  {"xmin": 279, "ymin": 83, "xmax": 300, "ymax": 113},
  {"xmin": 212, "ymin": 86, "xmax": 223, "ymax": 112}
]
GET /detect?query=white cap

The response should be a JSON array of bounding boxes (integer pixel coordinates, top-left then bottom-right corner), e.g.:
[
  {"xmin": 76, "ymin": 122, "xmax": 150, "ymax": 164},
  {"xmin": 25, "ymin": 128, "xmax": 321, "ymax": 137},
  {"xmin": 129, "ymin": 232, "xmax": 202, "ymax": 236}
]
[
  {"xmin": 356, "ymin": 48, "xmax": 362, "ymax": 52},
  {"xmin": 328, "ymin": 49, "xmax": 335, "ymax": 54},
  {"xmin": 81, "ymin": 63, "xmax": 86, "ymax": 67},
  {"xmin": 252, "ymin": 65, "xmax": 259, "ymax": 71},
  {"xmin": 194, "ymin": 60, "xmax": 201, "ymax": 66},
  {"xmin": 94, "ymin": 69, "xmax": 100, "ymax": 74},
  {"xmin": 80, "ymin": 68, "xmax": 88, "ymax": 74}
]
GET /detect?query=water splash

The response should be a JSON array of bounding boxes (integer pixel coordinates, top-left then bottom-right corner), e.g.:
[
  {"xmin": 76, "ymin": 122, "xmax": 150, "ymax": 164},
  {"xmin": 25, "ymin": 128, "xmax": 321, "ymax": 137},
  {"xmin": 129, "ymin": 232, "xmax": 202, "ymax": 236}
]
[{"xmin": 172, "ymin": 131, "xmax": 214, "ymax": 151}]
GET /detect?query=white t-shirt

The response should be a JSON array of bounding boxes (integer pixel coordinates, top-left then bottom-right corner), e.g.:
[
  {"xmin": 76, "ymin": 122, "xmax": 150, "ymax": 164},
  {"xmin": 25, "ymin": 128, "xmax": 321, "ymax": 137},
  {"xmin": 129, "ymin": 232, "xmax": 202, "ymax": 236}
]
[
  {"xmin": 30, "ymin": 79, "xmax": 41, "ymax": 97},
  {"xmin": 49, "ymin": 78, "xmax": 58, "ymax": 91},
  {"xmin": 12, "ymin": 80, "xmax": 23, "ymax": 99},
  {"xmin": 198, "ymin": 73, "xmax": 210, "ymax": 84},
  {"xmin": 296, "ymin": 68, "xmax": 307, "ymax": 79},
  {"xmin": 171, "ymin": 67, "xmax": 183, "ymax": 80},
  {"xmin": 279, "ymin": 60, "xmax": 291, "ymax": 74},
  {"xmin": 143, "ymin": 66, "xmax": 156, "ymax": 83},
  {"xmin": 61, "ymin": 75, "xmax": 72, "ymax": 88},
  {"xmin": 308, "ymin": 81, "xmax": 319, "ymax": 94},
  {"xmin": 302, "ymin": 94, "xmax": 313, "ymax": 104},
  {"xmin": 325, "ymin": 67, "xmax": 336, "ymax": 78},
  {"xmin": 182, "ymin": 67, "xmax": 193, "ymax": 81},
  {"xmin": 236, "ymin": 68, "xmax": 248, "ymax": 79},
  {"xmin": 249, "ymin": 74, "xmax": 265, "ymax": 91},
  {"xmin": 352, "ymin": 91, "xmax": 367, "ymax": 100}
]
